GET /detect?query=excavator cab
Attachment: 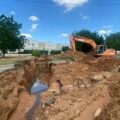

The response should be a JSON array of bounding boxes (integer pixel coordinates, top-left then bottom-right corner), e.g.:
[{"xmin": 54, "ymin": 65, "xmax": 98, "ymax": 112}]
[{"xmin": 95, "ymin": 45, "xmax": 107, "ymax": 54}]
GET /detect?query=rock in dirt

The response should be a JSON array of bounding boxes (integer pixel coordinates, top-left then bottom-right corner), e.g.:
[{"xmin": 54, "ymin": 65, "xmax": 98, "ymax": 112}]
[
  {"xmin": 44, "ymin": 98, "xmax": 56, "ymax": 106},
  {"xmin": 94, "ymin": 108, "xmax": 102, "ymax": 118}
]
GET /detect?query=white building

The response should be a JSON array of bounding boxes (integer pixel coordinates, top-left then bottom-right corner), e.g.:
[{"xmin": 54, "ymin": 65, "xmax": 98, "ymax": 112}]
[
  {"xmin": 38, "ymin": 42, "xmax": 63, "ymax": 51},
  {"xmin": 24, "ymin": 40, "xmax": 69, "ymax": 51},
  {"xmin": 24, "ymin": 40, "xmax": 39, "ymax": 50}
]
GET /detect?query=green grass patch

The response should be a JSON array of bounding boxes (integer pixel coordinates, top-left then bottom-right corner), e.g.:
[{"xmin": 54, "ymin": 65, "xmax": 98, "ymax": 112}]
[
  {"xmin": 117, "ymin": 54, "xmax": 120, "ymax": 58},
  {"xmin": 0, "ymin": 61, "xmax": 20, "ymax": 65}
]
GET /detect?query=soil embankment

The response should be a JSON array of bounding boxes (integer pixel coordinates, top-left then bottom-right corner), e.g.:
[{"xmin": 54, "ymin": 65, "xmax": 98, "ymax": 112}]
[
  {"xmin": 0, "ymin": 57, "xmax": 51, "ymax": 120},
  {"xmin": 1, "ymin": 51, "xmax": 120, "ymax": 120},
  {"xmin": 33, "ymin": 51, "xmax": 120, "ymax": 120}
]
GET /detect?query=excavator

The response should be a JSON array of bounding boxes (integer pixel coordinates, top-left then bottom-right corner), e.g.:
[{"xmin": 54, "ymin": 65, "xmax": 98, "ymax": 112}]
[{"xmin": 70, "ymin": 34, "xmax": 116, "ymax": 57}]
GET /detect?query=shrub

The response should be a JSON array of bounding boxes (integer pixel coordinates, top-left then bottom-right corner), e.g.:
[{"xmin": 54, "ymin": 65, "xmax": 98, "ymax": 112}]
[
  {"xmin": 32, "ymin": 50, "xmax": 41, "ymax": 57},
  {"xmin": 21, "ymin": 50, "xmax": 33, "ymax": 54},
  {"xmin": 39, "ymin": 50, "xmax": 48, "ymax": 55},
  {"xmin": 62, "ymin": 46, "xmax": 69, "ymax": 52},
  {"xmin": 50, "ymin": 50, "xmax": 61, "ymax": 55}
]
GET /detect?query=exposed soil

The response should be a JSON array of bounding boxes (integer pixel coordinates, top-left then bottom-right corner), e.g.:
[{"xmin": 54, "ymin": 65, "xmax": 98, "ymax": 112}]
[
  {"xmin": 95, "ymin": 73, "xmax": 120, "ymax": 120},
  {"xmin": 34, "ymin": 51, "xmax": 120, "ymax": 120},
  {"xmin": 0, "ymin": 51, "xmax": 120, "ymax": 120},
  {"xmin": 0, "ymin": 57, "xmax": 51, "ymax": 120},
  {"xmin": 0, "ymin": 56, "xmax": 32, "ymax": 63},
  {"xmin": 9, "ymin": 91, "xmax": 35, "ymax": 120}
]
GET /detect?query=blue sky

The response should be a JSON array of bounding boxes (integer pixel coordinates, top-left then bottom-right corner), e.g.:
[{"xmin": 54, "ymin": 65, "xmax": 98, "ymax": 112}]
[{"xmin": 0, "ymin": 0, "xmax": 120, "ymax": 44}]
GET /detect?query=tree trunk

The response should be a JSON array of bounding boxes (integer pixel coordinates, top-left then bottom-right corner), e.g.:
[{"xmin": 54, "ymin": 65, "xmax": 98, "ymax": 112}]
[
  {"xmin": 0, "ymin": 53, "xmax": 2, "ymax": 57},
  {"xmin": 1, "ymin": 50, "xmax": 6, "ymax": 58},
  {"xmin": 2, "ymin": 53, "xmax": 5, "ymax": 58}
]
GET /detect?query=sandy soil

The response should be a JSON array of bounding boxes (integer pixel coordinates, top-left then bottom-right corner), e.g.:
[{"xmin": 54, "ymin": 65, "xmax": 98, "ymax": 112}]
[
  {"xmin": 9, "ymin": 91, "xmax": 35, "ymax": 120},
  {"xmin": 33, "ymin": 51, "xmax": 120, "ymax": 120},
  {"xmin": 0, "ymin": 56, "xmax": 32, "ymax": 61},
  {"xmin": 1, "ymin": 51, "xmax": 120, "ymax": 120}
]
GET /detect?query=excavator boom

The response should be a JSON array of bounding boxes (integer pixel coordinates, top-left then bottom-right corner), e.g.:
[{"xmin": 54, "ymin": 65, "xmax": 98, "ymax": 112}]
[
  {"xmin": 70, "ymin": 34, "xmax": 97, "ymax": 51},
  {"xmin": 70, "ymin": 34, "xmax": 116, "ymax": 57}
]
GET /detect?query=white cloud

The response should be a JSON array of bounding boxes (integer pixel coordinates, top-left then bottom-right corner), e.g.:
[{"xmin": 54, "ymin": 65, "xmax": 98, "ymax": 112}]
[
  {"xmin": 29, "ymin": 16, "xmax": 39, "ymax": 21},
  {"xmin": 53, "ymin": 0, "xmax": 88, "ymax": 12},
  {"xmin": 80, "ymin": 13, "xmax": 90, "ymax": 20},
  {"xmin": 60, "ymin": 33, "xmax": 69, "ymax": 38},
  {"xmin": 98, "ymin": 26, "xmax": 113, "ymax": 38},
  {"xmin": 99, "ymin": 29, "xmax": 112, "ymax": 35},
  {"xmin": 10, "ymin": 11, "xmax": 16, "ymax": 15},
  {"xmin": 82, "ymin": 15, "xmax": 90, "ymax": 20},
  {"xmin": 30, "ymin": 24, "xmax": 38, "ymax": 31},
  {"xmin": 102, "ymin": 25, "xmax": 113, "ymax": 29},
  {"xmin": 21, "ymin": 33, "xmax": 32, "ymax": 39}
]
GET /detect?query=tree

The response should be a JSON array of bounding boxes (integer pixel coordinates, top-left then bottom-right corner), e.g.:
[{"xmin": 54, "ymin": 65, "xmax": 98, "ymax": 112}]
[
  {"xmin": 0, "ymin": 14, "xmax": 26, "ymax": 57},
  {"xmin": 106, "ymin": 32, "xmax": 120, "ymax": 50},
  {"xmin": 32, "ymin": 50, "xmax": 41, "ymax": 57},
  {"xmin": 62, "ymin": 46, "xmax": 69, "ymax": 52},
  {"xmin": 74, "ymin": 29, "xmax": 104, "ymax": 53}
]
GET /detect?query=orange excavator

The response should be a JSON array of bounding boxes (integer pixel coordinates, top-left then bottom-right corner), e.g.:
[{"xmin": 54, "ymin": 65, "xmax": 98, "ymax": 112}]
[{"xmin": 70, "ymin": 34, "xmax": 116, "ymax": 57}]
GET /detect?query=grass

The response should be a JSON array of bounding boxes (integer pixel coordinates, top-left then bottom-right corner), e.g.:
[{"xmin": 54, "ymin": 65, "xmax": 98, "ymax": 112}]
[
  {"xmin": 117, "ymin": 54, "xmax": 120, "ymax": 58},
  {"xmin": 0, "ymin": 55, "xmax": 32, "ymax": 65},
  {"xmin": 0, "ymin": 61, "xmax": 21, "ymax": 65}
]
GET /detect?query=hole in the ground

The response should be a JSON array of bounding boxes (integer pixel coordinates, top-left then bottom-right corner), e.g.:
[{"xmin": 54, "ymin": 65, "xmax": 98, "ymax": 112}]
[
  {"xmin": 31, "ymin": 79, "xmax": 48, "ymax": 94},
  {"xmin": 26, "ymin": 79, "xmax": 48, "ymax": 120}
]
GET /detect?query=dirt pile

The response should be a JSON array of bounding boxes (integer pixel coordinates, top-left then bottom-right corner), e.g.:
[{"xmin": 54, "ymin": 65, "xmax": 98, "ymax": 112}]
[
  {"xmin": 90, "ymin": 57, "xmax": 120, "ymax": 72},
  {"xmin": 60, "ymin": 50, "xmax": 87, "ymax": 58},
  {"xmin": 49, "ymin": 50, "xmax": 95, "ymax": 62},
  {"xmin": 33, "ymin": 51, "xmax": 120, "ymax": 120},
  {"xmin": 1, "ymin": 51, "xmax": 120, "ymax": 120},
  {"xmin": 0, "ymin": 57, "xmax": 51, "ymax": 120},
  {"xmin": 96, "ymin": 73, "xmax": 120, "ymax": 120}
]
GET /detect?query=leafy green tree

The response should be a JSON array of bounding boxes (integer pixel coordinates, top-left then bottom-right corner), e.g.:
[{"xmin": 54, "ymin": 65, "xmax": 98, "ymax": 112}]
[
  {"xmin": 0, "ymin": 14, "xmax": 26, "ymax": 57},
  {"xmin": 50, "ymin": 50, "xmax": 61, "ymax": 55},
  {"xmin": 62, "ymin": 46, "xmax": 69, "ymax": 52},
  {"xmin": 32, "ymin": 50, "xmax": 41, "ymax": 57},
  {"xmin": 106, "ymin": 32, "xmax": 120, "ymax": 50},
  {"xmin": 74, "ymin": 29, "xmax": 104, "ymax": 53}
]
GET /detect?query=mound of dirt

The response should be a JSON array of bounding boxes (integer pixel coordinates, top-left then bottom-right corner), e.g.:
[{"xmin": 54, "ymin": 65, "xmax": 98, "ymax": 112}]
[
  {"xmin": 95, "ymin": 73, "xmax": 120, "ymax": 120},
  {"xmin": 91, "ymin": 58, "xmax": 120, "ymax": 72},
  {"xmin": 34, "ymin": 51, "xmax": 120, "ymax": 120},
  {"xmin": 61, "ymin": 50, "xmax": 87, "ymax": 58},
  {"xmin": 49, "ymin": 50, "xmax": 96, "ymax": 64},
  {"xmin": 1, "ymin": 51, "xmax": 120, "ymax": 120},
  {"xmin": 0, "ymin": 57, "xmax": 51, "ymax": 120}
]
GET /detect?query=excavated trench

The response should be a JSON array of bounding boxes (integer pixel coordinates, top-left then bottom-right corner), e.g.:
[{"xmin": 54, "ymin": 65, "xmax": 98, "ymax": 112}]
[
  {"xmin": 1, "ymin": 51, "xmax": 120, "ymax": 120},
  {"xmin": 0, "ymin": 57, "xmax": 51, "ymax": 120},
  {"xmin": 26, "ymin": 80, "xmax": 48, "ymax": 120}
]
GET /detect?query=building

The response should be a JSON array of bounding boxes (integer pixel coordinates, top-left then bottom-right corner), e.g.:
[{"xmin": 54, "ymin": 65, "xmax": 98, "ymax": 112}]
[
  {"xmin": 24, "ymin": 40, "xmax": 69, "ymax": 51},
  {"xmin": 24, "ymin": 40, "xmax": 39, "ymax": 50},
  {"xmin": 38, "ymin": 42, "xmax": 63, "ymax": 51}
]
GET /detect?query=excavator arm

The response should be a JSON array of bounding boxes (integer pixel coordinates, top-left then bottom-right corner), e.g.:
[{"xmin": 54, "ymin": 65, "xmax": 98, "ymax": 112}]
[
  {"xmin": 70, "ymin": 34, "xmax": 97, "ymax": 52},
  {"xmin": 70, "ymin": 34, "xmax": 116, "ymax": 57}
]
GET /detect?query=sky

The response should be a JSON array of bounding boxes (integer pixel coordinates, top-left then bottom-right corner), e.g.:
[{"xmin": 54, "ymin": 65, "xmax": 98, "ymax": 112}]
[{"xmin": 0, "ymin": 0, "xmax": 120, "ymax": 44}]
